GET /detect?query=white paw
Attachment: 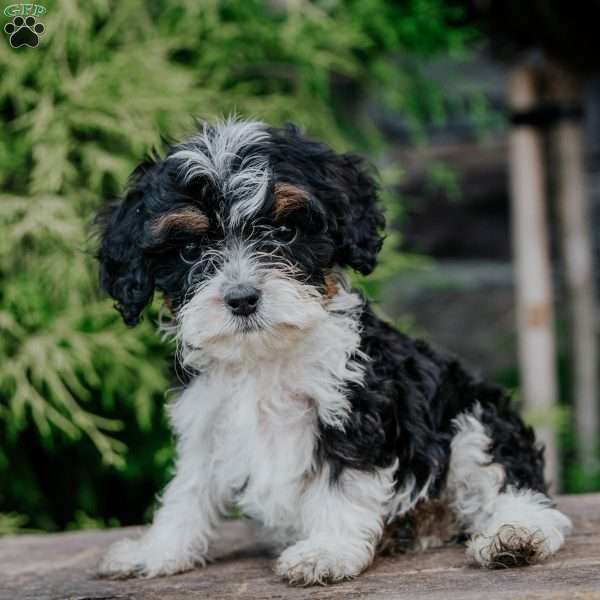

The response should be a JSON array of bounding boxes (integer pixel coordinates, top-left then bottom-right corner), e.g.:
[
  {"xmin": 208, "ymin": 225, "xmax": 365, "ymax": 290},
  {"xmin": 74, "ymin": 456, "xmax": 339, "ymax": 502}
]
[
  {"xmin": 467, "ymin": 502, "xmax": 572, "ymax": 568},
  {"xmin": 275, "ymin": 538, "xmax": 372, "ymax": 585},
  {"xmin": 98, "ymin": 537, "xmax": 200, "ymax": 579}
]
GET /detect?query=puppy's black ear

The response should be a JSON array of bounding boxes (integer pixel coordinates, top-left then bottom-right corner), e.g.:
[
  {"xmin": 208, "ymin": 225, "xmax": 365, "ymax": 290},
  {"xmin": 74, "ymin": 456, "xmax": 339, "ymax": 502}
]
[
  {"xmin": 269, "ymin": 125, "xmax": 385, "ymax": 275},
  {"xmin": 327, "ymin": 152, "xmax": 385, "ymax": 275},
  {"xmin": 96, "ymin": 161, "xmax": 158, "ymax": 326}
]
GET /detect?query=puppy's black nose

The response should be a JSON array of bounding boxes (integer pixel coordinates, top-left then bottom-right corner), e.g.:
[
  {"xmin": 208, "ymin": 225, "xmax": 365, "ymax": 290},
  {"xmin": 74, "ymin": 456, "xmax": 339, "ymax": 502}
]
[{"xmin": 224, "ymin": 285, "xmax": 261, "ymax": 316}]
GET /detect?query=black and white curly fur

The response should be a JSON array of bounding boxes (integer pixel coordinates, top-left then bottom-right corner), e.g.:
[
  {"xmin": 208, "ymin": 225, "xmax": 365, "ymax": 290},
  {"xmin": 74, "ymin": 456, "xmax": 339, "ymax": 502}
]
[{"xmin": 96, "ymin": 118, "xmax": 571, "ymax": 584}]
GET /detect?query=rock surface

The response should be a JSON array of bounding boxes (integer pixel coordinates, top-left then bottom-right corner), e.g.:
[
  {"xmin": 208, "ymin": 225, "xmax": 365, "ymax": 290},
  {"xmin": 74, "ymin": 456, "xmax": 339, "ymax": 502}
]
[{"xmin": 1, "ymin": 494, "xmax": 599, "ymax": 600}]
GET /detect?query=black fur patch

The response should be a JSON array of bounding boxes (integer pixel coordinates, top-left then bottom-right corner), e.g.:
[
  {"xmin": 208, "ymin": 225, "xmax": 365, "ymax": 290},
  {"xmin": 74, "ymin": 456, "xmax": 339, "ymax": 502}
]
[{"xmin": 316, "ymin": 304, "xmax": 546, "ymax": 499}]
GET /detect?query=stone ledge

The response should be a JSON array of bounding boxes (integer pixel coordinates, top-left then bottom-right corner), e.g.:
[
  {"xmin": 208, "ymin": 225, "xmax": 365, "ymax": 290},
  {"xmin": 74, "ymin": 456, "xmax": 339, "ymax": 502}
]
[{"xmin": 1, "ymin": 494, "xmax": 599, "ymax": 600}]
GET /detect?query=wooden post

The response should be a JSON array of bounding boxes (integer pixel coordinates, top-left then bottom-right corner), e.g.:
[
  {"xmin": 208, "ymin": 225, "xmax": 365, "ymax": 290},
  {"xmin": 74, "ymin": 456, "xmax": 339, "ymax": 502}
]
[
  {"xmin": 550, "ymin": 67, "xmax": 599, "ymax": 473},
  {"xmin": 508, "ymin": 65, "xmax": 560, "ymax": 490}
]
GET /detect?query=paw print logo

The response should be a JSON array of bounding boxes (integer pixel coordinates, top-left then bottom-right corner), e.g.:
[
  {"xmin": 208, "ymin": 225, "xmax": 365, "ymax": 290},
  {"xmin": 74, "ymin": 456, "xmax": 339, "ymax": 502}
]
[{"xmin": 4, "ymin": 15, "xmax": 45, "ymax": 48}]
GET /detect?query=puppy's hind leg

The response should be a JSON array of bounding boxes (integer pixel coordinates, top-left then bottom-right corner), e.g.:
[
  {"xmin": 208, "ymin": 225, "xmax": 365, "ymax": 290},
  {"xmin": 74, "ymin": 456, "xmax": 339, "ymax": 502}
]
[{"xmin": 447, "ymin": 409, "xmax": 572, "ymax": 568}]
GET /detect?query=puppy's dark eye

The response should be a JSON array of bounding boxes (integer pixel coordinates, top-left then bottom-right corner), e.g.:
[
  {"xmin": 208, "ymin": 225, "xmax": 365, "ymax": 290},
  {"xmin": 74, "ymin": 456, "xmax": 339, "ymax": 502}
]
[
  {"xmin": 276, "ymin": 225, "xmax": 296, "ymax": 243},
  {"xmin": 180, "ymin": 241, "xmax": 202, "ymax": 262}
]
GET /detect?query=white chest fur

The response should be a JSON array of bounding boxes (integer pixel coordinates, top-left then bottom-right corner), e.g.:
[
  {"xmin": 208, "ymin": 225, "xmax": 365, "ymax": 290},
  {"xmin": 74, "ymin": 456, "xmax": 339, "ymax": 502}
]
[
  {"xmin": 168, "ymin": 289, "xmax": 366, "ymax": 534},
  {"xmin": 211, "ymin": 366, "xmax": 317, "ymax": 530}
]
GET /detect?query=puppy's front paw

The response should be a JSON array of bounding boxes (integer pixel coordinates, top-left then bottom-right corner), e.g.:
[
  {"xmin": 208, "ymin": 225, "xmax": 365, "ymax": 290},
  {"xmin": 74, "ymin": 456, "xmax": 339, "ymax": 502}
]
[
  {"xmin": 98, "ymin": 537, "xmax": 198, "ymax": 579},
  {"xmin": 275, "ymin": 538, "xmax": 371, "ymax": 585},
  {"xmin": 98, "ymin": 538, "xmax": 148, "ymax": 579}
]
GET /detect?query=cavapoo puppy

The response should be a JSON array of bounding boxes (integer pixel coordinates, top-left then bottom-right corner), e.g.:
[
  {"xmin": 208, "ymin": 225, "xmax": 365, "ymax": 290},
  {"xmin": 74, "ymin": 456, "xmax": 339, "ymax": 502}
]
[{"xmin": 96, "ymin": 118, "xmax": 571, "ymax": 584}]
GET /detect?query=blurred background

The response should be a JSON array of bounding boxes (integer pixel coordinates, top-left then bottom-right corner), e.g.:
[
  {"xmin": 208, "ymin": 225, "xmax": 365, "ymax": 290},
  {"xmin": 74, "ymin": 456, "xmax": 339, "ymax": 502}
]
[{"xmin": 2, "ymin": 0, "xmax": 600, "ymax": 534}]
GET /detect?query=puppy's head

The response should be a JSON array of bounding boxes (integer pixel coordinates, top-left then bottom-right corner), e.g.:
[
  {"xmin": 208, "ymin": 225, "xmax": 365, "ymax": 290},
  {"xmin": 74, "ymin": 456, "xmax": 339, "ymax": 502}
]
[{"xmin": 97, "ymin": 119, "xmax": 384, "ymax": 363}]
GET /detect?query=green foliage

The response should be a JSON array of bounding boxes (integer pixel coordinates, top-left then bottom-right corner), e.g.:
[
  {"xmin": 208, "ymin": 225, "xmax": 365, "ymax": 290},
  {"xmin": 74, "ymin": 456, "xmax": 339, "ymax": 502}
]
[
  {"xmin": 0, "ymin": 512, "xmax": 30, "ymax": 535},
  {"xmin": 0, "ymin": 0, "xmax": 474, "ymax": 531}
]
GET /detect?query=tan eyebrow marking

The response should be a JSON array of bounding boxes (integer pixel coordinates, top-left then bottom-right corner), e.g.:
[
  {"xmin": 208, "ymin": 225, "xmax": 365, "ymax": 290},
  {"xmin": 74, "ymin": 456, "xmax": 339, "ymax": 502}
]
[
  {"xmin": 152, "ymin": 208, "xmax": 209, "ymax": 237},
  {"xmin": 273, "ymin": 183, "xmax": 309, "ymax": 220}
]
